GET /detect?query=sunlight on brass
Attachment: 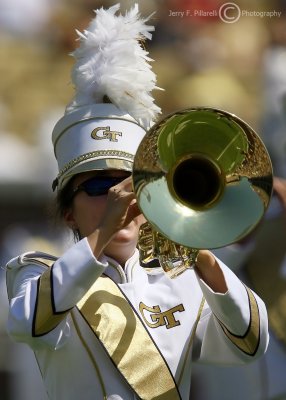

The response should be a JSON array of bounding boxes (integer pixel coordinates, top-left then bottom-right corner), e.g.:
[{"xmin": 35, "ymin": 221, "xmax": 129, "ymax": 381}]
[
  {"xmin": 133, "ymin": 107, "xmax": 273, "ymax": 278},
  {"xmin": 137, "ymin": 222, "xmax": 199, "ymax": 279}
]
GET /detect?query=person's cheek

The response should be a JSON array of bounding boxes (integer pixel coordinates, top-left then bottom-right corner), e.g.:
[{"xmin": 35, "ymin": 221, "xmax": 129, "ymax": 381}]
[{"xmin": 136, "ymin": 214, "xmax": 147, "ymax": 226}]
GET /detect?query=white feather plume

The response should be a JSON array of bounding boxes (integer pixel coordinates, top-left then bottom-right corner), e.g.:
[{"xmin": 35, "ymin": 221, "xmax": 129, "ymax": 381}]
[{"xmin": 66, "ymin": 3, "xmax": 162, "ymax": 128}]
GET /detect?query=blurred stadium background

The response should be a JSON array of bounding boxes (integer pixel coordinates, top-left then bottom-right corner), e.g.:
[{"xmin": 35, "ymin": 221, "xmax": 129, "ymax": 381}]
[{"xmin": 1, "ymin": 0, "xmax": 286, "ymax": 399}]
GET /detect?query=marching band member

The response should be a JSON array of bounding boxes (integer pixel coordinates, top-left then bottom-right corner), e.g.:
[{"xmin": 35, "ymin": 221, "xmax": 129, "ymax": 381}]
[{"xmin": 5, "ymin": 4, "xmax": 269, "ymax": 400}]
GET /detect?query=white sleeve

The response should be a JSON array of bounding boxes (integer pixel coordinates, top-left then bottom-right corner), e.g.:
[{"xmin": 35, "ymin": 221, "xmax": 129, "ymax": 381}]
[
  {"xmin": 6, "ymin": 238, "xmax": 107, "ymax": 349},
  {"xmin": 193, "ymin": 257, "xmax": 269, "ymax": 365}
]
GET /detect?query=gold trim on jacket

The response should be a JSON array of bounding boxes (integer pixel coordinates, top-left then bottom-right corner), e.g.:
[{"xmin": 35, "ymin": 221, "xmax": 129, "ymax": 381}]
[
  {"xmin": 217, "ymin": 286, "xmax": 260, "ymax": 356},
  {"xmin": 77, "ymin": 275, "xmax": 181, "ymax": 400}
]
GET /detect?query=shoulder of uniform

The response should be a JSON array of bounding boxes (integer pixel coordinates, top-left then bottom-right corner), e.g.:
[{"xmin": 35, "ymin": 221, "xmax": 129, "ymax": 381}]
[{"xmin": 6, "ymin": 251, "xmax": 58, "ymax": 270}]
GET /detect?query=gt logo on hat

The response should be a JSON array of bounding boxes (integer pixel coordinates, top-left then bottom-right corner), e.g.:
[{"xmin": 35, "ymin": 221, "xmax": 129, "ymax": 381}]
[{"xmin": 91, "ymin": 126, "xmax": 122, "ymax": 142}]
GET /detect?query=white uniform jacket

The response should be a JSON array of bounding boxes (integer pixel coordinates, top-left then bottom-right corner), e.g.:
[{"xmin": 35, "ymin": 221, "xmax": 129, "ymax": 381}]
[{"xmin": 6, "ymin": 238, "xmax": 269, "ymax": 400}]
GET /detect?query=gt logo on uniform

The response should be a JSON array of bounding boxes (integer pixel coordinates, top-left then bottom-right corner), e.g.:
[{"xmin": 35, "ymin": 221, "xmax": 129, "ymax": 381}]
[{"xmin": 139, "ymin": 302, "xmax": 185, "ymax": 329}]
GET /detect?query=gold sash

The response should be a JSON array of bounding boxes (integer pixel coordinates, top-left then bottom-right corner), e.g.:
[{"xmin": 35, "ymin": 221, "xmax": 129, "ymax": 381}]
[{"xmin": 77, "ymin": 275, "xmax": 181, "ymax": 400}]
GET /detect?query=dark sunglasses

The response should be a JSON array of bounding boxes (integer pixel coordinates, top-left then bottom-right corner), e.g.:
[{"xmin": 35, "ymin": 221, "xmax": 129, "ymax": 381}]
[{"xmin": 71, "ymin": 175, "xmax": 130, "ymax": 199}]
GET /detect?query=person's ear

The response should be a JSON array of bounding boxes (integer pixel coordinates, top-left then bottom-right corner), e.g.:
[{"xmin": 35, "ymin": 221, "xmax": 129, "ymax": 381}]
[{"xmin": 64, "ymin": 208, "xmax": 78, "ymax": 230}]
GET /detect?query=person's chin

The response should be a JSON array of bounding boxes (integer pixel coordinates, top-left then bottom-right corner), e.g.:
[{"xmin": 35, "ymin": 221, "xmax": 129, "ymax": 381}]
[{"xmin": 111, "ymin": 228, "xmax": 136, "ymax": 244}]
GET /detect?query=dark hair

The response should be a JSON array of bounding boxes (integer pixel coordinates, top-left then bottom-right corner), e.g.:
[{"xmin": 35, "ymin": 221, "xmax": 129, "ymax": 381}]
[
  {"xmin": 55, "ymin": 177, "xmax": 81, "ymax": 241},
  {"xmin": 55, "ymin": 177, "xmax": 75, "ymax": 218}
]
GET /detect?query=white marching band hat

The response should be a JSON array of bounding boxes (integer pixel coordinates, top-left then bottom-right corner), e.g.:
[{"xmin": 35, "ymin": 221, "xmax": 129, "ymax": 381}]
[
  {"xmin": 52, "ymin": 3, "xmax": 162, "ymax": 191},
  {"xmin": 52, "ymin": 103, "xmax": 147, "ymax": 190}
]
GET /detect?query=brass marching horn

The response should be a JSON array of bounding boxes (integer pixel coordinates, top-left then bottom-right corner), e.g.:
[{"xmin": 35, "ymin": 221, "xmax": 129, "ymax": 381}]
[{"xmin": 132, "ymin": 107, "xmax": 273, "ymax": 278}]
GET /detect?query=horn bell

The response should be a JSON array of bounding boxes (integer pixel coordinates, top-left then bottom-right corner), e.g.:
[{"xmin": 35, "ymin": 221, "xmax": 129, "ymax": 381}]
[{"xmin": 133, "ymin": 107, "xmax": 273, "ymax": 250}]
